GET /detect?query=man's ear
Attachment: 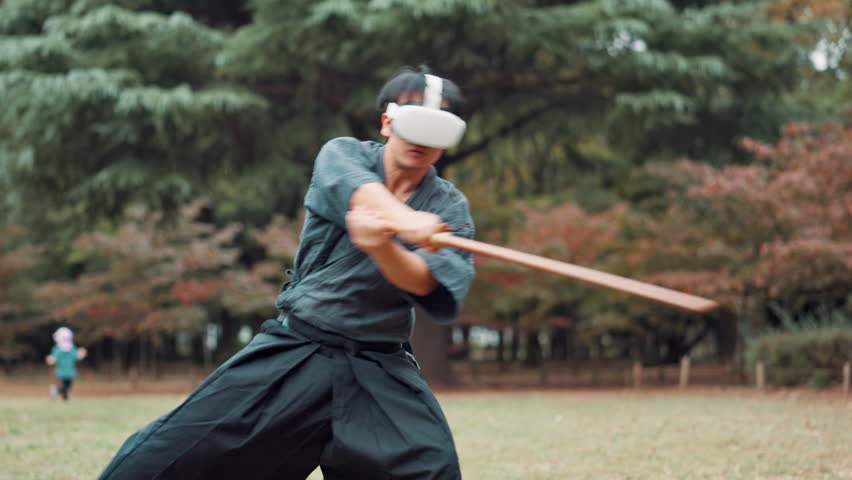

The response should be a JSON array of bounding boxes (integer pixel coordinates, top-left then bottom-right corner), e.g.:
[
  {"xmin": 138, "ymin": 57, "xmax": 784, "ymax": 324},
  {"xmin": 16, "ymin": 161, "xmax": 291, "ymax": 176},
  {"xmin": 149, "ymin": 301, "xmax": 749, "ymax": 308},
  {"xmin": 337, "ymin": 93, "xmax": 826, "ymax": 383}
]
[{"xmin": 380, "ymin": 113, "xmax": 392, "ymax": 138}]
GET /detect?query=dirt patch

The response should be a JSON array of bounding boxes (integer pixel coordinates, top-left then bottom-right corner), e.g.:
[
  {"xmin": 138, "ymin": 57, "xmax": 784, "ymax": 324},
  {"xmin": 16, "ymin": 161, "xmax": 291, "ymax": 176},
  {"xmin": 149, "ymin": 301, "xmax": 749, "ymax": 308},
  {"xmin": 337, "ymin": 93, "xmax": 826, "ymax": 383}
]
[
  {"xmin": 435, "ymin": 383, "xmax": 852, "ymax": 404},
  {"xmin": 0, "ymin": 373, "xmax": 203, "ymax": 398},
  {"xmin": 3, "ymin": 374, "xmax": 849, "ymax": 405}
]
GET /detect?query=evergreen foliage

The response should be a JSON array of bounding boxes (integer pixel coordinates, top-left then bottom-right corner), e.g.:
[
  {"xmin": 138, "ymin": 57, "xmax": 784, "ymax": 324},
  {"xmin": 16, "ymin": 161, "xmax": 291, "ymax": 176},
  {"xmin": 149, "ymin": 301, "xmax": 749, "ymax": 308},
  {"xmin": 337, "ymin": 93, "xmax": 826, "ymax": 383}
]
[
  {"xmin": 0, "ymin": 2, "xmax": 269, "ymax": 228},
  {"xmin": 3, "ymin": 0, "xmax": 819, "ymax": 229}
]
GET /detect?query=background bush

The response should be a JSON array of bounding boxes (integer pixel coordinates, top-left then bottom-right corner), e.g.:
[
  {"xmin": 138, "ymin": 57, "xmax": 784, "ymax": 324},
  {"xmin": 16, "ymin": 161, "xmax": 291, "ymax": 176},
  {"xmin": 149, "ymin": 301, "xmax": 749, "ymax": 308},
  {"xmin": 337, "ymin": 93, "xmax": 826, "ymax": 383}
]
[{"xmin": 746, "ymin": 318, "xmax": 852, "ymax": 388}]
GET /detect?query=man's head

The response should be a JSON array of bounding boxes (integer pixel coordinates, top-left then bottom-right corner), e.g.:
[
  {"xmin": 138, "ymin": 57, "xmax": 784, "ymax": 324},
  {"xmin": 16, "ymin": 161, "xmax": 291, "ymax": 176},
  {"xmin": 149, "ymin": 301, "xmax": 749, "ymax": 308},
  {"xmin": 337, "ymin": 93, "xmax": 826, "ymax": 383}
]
[{"xmin": 377, "ymin": 65, "xmax": 466, "ymax": 151}]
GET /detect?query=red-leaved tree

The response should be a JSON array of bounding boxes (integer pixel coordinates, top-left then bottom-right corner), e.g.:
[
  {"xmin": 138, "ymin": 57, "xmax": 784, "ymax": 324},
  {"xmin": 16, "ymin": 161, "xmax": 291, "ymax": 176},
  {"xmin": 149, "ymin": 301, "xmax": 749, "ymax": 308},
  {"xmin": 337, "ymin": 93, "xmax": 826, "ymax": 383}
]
[
  {"xmin": 0, "ymin": 224, "xmax": 43, "ymax": 368},
  {"xmin": 464, "ymin": 202, "xmax": 625, "ymax": 363},
  {"xmin": 635, "ymin": 123, "xmax": 851, "ymax": 335},
  {"xmin": 33, "ymin": 200, "xmax": 299, "ymax": 368}
]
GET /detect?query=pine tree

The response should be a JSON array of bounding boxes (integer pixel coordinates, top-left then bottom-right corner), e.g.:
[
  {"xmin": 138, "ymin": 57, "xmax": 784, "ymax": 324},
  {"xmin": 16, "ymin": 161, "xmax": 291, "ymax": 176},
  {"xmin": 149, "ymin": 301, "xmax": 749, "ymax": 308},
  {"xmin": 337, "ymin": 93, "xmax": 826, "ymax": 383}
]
[{"xmin": 0, "ymin": 0, "xmax": 267, "ymax": 227}]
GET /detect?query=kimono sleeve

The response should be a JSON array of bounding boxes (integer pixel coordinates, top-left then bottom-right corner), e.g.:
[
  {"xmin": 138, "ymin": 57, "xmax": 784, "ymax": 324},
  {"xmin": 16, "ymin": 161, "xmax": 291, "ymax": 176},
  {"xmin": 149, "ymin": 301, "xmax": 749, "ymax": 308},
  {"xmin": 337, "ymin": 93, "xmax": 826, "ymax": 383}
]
[
  {"xmin": 304, "ymin": 137, "xmax": 383, "ymax": 228},
  {"xmin": 408, "ymin": 197, "xmax": 476, "ymax": 324}
]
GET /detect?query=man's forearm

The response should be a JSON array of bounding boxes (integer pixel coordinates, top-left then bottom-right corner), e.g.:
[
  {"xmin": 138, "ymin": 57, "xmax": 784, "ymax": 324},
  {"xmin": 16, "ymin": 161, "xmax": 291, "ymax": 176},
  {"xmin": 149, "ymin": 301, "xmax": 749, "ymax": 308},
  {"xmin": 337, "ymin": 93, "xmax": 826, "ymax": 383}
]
[
  {"xmin": 351, "ymin": 182, "xmax": 414, "ymax": 228},
  {"xmin": 366, "ymin": 241, "xmax": 438, "ymax": 297},
  {"xmin": 351, "ymin": 182, "xmax": 444, "ymax": 246}
]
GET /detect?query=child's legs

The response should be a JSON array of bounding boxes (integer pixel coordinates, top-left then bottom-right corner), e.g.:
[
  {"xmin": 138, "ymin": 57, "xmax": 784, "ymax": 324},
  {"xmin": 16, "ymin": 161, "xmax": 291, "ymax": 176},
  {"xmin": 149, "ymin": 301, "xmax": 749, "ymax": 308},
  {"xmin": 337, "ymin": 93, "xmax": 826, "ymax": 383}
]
[{"xmin": 59, "ymin": 379, "xmax": 72, "ymax": 400}]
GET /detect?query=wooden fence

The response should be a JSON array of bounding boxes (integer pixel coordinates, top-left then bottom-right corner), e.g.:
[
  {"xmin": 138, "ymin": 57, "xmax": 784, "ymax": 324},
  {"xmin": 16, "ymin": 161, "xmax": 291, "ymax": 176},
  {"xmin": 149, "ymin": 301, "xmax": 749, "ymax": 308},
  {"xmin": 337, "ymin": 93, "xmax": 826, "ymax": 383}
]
[{"xmin": 453, "ymin": 358, "xmax": 851, "ymax": 395}]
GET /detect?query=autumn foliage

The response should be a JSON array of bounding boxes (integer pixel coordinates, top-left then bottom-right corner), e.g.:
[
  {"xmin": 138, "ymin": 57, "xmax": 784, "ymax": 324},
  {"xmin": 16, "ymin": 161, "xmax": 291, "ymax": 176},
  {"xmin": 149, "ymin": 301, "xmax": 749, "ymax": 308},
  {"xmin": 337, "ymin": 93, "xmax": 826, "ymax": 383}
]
[
  {"xmin": 465, "ymin": 202, "xmax": 625, "ymax": 330},
  {"xmin": 0, "ymin": 225, "xmax": 43, "ymax": 362},
  {"xmin": 634, "ymin": 123, "xmax": 851, "ymax": 324},
  {"xmin": 32, "ymin": 200, "xmax": 298, "ymax": 347},
  {"xmin": 461, "ymin": 122, "xmax": 850, "ymax": 363},
  {"xmin": 2, "ymin": 123, "xmax": 849, "ymax": 368}
]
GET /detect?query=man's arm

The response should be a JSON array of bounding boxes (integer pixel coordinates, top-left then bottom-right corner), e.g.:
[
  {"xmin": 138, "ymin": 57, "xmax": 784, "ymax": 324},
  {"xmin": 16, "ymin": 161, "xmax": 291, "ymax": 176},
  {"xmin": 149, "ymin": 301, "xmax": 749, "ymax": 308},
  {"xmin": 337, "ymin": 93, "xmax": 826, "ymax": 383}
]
[
  {"xmin": 345, "ymin": 206, "xmax": 439, "ymax": 296},
  {"xmin": 350, "ymin": 183, "xmax": 477, "ymax": 323},
  {"xmin": 350, "ymin": 182, "xmax": 445, "ymax": 246}
]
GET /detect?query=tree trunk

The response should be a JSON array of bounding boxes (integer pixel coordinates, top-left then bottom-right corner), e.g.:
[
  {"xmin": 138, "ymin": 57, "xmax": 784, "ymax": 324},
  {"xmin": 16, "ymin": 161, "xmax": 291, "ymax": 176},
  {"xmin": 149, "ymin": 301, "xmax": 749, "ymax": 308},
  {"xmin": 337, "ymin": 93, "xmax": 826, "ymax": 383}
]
[
  {"xmin": 411, "ymin": 313, "xmax": 455, "ymax": 386},
  {"xmin": 139, "ymin": 336, "xmax": 147, "ymax": 374},
  {"xmin": 217, "ymin": 309, "xmax": 241, "ymax": 362},
  {"xmin": 459, "ymin": 324, "xmax": 471, "ymax": 361},
  {"xmin": 510, "ymin": 327, "xmax": 520, "ymax": 362},
  {"xmin": 95, "ymin": 339, "xmax": 104, "ymax": 371},
  {"xmin": 524, "ymin": 330, "xmax": 542, "ymax": 367},
  {"xmin": 151, "ymin": 335, "xmax": 160, "ymax": 378},
  {"xmin": 712, "ymin": 308, "xmax": 738, "ymax": 359},
  {"xmin": 111, "ymin": 338, "xmax": 121, "ymax": 378},
  {"xmin": 496, "ymin": 328, "xmax": 505, "ymax": 363},
  {"xmin": 550, "ymin": 327, "xmax": 569, "ymax": 361}
]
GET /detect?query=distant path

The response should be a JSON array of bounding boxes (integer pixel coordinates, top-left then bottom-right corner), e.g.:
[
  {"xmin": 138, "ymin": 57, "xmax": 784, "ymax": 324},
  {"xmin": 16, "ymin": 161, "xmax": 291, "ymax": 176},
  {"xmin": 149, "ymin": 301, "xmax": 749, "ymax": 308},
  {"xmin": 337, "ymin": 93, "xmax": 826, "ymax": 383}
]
[{"xmin": 2, "ymin": 374, "xmax": 849, "ymax": 404}]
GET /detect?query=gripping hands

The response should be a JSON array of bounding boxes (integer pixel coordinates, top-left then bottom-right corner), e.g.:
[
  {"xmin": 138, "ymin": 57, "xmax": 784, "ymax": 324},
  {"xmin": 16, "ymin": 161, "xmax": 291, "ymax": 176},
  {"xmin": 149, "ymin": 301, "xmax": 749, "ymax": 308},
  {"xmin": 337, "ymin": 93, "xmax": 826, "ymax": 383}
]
[
  {"xmin": 346, "ymin": 207, "xmax": 445, "ymax": 253},
  {"xmin": 394, "ymin": 210, "xmax": 446, "ymax": 246}
]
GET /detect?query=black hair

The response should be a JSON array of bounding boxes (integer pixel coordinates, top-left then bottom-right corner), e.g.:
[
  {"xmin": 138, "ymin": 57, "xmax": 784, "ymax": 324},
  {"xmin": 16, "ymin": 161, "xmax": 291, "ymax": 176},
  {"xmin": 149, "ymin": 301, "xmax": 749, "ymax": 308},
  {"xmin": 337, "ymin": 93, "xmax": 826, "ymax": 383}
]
[{"xmin": 376, "ymin": 64, "xmax": 465, "ymax": 116}]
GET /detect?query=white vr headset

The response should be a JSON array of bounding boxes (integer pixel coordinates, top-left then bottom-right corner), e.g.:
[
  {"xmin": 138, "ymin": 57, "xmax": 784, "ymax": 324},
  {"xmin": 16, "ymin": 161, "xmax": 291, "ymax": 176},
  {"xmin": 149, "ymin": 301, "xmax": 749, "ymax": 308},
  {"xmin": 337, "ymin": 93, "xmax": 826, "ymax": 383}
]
[{"xmin": 385, "ymin": 74, "xmax": 466, "ymax": 149}]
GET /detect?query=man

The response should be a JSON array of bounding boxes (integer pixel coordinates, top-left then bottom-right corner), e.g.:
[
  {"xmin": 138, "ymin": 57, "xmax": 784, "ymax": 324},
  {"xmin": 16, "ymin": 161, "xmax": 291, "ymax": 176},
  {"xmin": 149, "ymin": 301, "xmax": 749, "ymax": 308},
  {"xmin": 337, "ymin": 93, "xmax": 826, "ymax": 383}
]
[{"xmin": 99, "ymin": 65, "xmax": 474, "ymax": 480}]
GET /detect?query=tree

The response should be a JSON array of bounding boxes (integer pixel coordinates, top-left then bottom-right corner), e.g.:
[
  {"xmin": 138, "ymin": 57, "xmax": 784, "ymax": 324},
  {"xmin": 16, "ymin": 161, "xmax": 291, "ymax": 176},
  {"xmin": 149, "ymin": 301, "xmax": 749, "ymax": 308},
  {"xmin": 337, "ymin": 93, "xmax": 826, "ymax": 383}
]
[
  {"xmin": 0, "ymin": 224, "xmax": 43, "ymax": 371},
  {"xmin": 1, "ymin": 0, "xmax": 837, "ymax": 378},
  {"xmin": 33, "ymin": 199, "xmax": 295, "ymax": 370},
  {"xmin": 464, "ymin": 200, "xmax": 625, "ymax": 364},
  {"xmin": 461, "ymin": 121, "xmax": 852, "ymax": 365},
  {"xmin": 1, "ymin": 0, "xmax": 822, "ymax": 246},
  {"xmin": 620, "ymin": 122, "xmax": 852, "ymax": 359},
  {"xmin": 0, "ymin": 1, "xmax": 270, "ymax": 230},
  {"xmin": 0, "ymin": 0, "xmax": 829, "ymax": 232},
  {"xmin": 227, "ymin": 0, "xmax": 816, "ymax": 185}
]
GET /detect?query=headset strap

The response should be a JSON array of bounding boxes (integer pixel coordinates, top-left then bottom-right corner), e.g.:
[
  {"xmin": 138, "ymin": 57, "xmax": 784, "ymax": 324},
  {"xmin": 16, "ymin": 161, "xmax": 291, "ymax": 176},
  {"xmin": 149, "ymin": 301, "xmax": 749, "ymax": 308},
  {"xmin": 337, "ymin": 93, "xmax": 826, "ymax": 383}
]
[{"xmin": 423, "ymin": 74, "xmax": 443, "ymax": 109}]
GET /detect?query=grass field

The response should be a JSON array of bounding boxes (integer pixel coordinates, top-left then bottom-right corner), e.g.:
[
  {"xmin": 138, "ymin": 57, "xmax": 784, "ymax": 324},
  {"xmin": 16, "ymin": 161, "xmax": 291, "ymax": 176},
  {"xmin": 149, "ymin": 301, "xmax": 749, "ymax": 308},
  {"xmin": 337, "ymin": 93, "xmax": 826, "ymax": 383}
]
[{"xmin": 1, "ymin": 388, "xmax": 850, "ymax": 479}]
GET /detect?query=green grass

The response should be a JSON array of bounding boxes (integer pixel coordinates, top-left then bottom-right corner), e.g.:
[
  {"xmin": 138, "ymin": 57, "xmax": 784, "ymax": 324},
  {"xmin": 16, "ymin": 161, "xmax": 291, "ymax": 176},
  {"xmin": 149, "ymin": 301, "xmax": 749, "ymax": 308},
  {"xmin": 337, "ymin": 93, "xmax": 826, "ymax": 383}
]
[{"xmin": 1, "ymin": 390, "xmax": 850, "ymax": 479}]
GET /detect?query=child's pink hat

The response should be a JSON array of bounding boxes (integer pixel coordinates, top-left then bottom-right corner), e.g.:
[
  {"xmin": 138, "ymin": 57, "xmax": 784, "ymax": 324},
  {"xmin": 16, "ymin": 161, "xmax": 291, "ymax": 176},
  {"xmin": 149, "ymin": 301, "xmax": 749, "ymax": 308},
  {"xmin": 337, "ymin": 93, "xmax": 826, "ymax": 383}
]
[{"xmin": 53, "ymin": 327, "xmax": 74, "ymax": 352}]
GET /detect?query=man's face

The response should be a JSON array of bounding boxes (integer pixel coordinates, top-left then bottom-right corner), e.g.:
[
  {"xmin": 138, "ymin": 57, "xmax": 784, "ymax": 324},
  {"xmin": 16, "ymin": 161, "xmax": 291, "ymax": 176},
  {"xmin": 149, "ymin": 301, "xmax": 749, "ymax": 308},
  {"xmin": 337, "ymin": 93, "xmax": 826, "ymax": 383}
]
[{"xmin": 380, "ymin": 91, "xmax": 447, "ymax": 171}]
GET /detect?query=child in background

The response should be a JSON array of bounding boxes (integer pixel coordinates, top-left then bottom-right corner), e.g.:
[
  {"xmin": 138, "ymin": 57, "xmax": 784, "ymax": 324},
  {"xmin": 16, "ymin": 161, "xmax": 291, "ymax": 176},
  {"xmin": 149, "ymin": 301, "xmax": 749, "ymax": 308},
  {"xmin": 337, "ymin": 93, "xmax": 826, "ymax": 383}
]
[{"xmin": 46, "ymin": 327, "xmax": 87, "ymax": 401}]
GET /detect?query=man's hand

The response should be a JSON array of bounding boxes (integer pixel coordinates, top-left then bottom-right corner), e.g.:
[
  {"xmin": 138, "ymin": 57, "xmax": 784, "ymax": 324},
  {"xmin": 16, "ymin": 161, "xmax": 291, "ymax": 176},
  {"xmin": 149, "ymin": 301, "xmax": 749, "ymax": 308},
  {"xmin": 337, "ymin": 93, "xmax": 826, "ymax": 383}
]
[
  {"xmin": 346, "ymin": 206, "xmax": 395, "ymax": 253},
  {"xmin": 394, "ymin": 210, "xmax": 445, "ymax": 246},
  {"xmin": 346, "ymin": 206, "xmax": 440, "ymax": 296}
]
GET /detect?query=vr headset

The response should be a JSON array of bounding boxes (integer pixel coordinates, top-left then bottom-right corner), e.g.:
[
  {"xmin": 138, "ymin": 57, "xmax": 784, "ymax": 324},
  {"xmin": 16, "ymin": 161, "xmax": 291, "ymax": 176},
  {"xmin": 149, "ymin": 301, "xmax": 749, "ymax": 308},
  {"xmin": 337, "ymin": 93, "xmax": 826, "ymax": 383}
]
[{"xmin": 385, "ymin": 74, "xmax": 467, "ymax": 150}]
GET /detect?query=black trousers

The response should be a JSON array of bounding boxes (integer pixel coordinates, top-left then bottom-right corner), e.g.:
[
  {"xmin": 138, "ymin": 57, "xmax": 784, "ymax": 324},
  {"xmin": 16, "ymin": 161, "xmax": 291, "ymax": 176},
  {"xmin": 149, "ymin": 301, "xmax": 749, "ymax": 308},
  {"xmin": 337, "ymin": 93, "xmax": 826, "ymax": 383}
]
[
  {"xmin": 99, "ymin": 318, "xmax": 461, "ymax": 480},
  {"xmin": 58, "ymin": 378, "xmax": 73, "ymax": 400}
]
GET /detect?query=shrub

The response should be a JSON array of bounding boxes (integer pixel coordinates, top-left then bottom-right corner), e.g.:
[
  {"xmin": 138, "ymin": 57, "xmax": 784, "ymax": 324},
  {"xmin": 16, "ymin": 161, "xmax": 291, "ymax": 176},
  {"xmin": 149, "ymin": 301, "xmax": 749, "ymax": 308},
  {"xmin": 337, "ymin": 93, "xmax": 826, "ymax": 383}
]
[{"xmin": 745, "ymin": 324, "xmax": 852, "ymax": 388}]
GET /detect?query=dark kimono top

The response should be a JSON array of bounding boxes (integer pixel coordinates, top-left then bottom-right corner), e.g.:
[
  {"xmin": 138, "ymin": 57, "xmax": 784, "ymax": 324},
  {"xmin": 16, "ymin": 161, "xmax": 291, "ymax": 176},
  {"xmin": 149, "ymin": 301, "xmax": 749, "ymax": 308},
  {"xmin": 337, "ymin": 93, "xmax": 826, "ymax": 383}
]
[{"xmin": 275, "ymin": 137, "xmax": 475, "ymax": 343}]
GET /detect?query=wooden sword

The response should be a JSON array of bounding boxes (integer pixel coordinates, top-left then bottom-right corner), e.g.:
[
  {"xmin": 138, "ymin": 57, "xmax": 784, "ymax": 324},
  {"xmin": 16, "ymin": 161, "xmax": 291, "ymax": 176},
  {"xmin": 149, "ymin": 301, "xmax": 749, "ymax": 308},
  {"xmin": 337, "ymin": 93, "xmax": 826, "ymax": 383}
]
[{"xmin": 431, "ymin": 233, "xmax": 719, "ymax": 313}]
